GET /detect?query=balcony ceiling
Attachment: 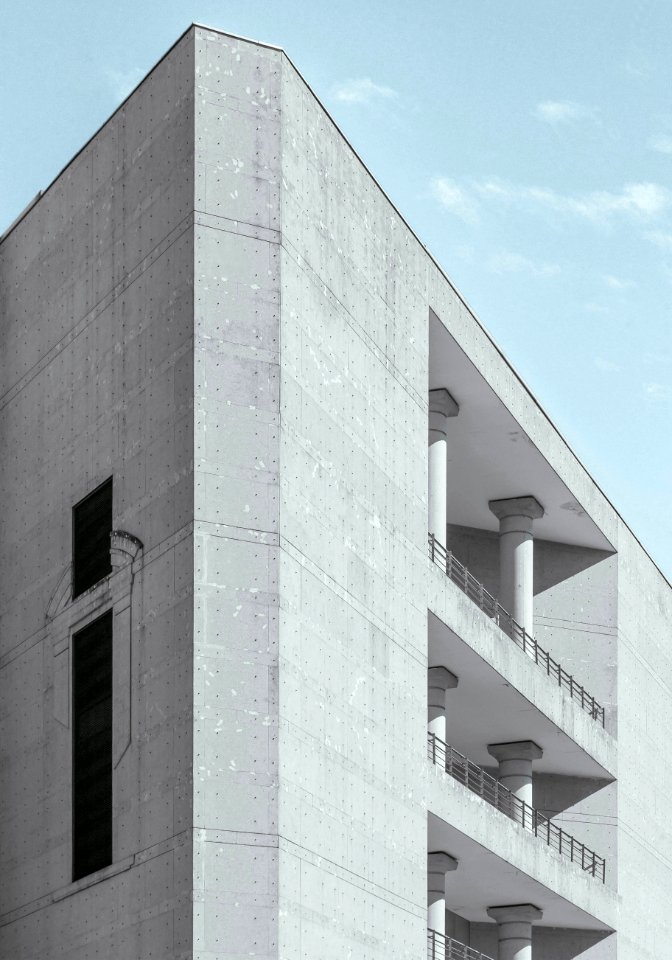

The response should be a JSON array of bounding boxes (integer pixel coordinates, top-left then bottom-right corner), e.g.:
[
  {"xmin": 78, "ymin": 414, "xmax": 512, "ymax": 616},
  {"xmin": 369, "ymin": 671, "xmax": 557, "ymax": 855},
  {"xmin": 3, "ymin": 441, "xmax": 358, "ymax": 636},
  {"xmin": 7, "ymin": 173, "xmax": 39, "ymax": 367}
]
[
  {"xmin": 428, "ymin": 812, "xmax": 613, "ymax": 930},
  {"xmin": 429, "ymin": 313, "xmax": 614, "ymax": 552},
  {"xmin": 429, "ymin": 612, "xmax": 613, "ymax": 779}
]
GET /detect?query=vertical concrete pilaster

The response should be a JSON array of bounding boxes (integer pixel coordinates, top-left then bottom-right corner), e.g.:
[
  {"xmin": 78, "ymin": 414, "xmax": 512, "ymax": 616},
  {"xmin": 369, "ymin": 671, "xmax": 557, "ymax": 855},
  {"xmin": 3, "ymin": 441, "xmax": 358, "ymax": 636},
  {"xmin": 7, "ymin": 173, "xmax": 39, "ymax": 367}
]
[
  {"xmin": 428, "ymin": 851, "xmax": 458, "ymax": 936},
  {"xmin": 428, "ymin": 389, "xmax": 459, "ymax": 547},
  {"xmin": 428, "ymin": 665, "xmax": 458, "ymax": 747},
  {"xmin": 487, "ymin": 740, "xmax": 543, "ymax": 809},
  {"xmin": 487, "ymin": 904, "xmax": 543, "ymax": 960},
  {"xmin": 488, "ymin": 496, "xmax": 544, "ymax": 635}
]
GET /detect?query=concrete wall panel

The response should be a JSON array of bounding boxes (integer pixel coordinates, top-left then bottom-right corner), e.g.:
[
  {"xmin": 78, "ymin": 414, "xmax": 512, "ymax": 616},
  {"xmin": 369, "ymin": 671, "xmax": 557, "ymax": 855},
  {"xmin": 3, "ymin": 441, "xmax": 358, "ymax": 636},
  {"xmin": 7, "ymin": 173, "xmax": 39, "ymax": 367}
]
[
  {"xmin": 192, "ymin": 27, "xmax": 282, "ymax": 960},
  {"xmin": 277, "ymin": 57, "xmax": 428, "ymax": 959},
  {"xmin": 0, "ymin": 28, "xmax": 196, "ymax": 959}
]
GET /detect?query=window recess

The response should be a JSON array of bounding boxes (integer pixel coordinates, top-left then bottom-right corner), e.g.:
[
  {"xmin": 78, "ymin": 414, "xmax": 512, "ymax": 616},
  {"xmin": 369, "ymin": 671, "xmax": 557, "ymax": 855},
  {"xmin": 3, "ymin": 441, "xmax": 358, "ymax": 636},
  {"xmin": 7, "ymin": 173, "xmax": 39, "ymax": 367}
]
[
  {"xmin": 72, "ymin": 478, "xmax": 112, "ymax": 597},
  {"xmin": 72, "ymin": 610, "xmax": 113, "ymax": 880}
]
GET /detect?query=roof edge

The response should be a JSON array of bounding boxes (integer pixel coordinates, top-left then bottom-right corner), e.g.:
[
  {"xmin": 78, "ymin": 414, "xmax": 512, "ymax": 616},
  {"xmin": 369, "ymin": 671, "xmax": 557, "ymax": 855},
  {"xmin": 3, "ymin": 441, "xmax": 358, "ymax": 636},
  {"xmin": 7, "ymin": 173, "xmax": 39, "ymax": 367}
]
[{"xmin": 1, "ymin": 23, "xmax": 668, "ymax": 590}]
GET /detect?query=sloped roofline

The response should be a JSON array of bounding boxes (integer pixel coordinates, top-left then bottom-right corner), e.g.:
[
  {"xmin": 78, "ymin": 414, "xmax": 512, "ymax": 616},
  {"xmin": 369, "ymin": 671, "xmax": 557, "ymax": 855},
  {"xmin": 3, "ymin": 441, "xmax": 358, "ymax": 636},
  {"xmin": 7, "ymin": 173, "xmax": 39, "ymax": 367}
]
[{"xmin": 2, "ymin": 21, "xmax": 668, "ymax": 589}]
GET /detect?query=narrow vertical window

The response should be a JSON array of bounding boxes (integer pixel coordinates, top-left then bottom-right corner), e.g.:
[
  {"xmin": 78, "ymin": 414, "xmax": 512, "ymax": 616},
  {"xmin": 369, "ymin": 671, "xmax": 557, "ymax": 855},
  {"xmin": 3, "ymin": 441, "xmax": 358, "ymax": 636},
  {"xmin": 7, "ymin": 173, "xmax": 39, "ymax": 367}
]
[
  {"xmin": 73, "ymin": 478, "xmax": 113, "ymax": 598},
  {"xmin": 72, "ymin": 610, "xmax": 113, "ymax": 880}
]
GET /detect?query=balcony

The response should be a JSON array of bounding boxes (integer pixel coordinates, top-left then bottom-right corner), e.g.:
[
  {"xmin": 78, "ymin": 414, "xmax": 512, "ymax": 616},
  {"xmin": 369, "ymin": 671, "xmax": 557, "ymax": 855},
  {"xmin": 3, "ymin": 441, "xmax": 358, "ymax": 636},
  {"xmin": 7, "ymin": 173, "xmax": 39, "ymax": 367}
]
[
  {"xmin": 428, "ymin": 534, "xmax": 605, "ymax": 727},
  {"xmin": 428, "ymin": 732, "xmax": 606, "ymax": 883},
  {"xmin": 427, "ymin": 930, "xmax": 493, "ymax": 960}
]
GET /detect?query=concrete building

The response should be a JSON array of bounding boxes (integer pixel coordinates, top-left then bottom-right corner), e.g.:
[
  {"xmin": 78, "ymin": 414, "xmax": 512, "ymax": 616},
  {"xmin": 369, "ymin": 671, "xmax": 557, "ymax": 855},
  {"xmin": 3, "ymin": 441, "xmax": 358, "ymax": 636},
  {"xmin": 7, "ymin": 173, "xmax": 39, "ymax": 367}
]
[{"xmin": 0, "ymin": 23, "xmax": 670, "ymax": 960}]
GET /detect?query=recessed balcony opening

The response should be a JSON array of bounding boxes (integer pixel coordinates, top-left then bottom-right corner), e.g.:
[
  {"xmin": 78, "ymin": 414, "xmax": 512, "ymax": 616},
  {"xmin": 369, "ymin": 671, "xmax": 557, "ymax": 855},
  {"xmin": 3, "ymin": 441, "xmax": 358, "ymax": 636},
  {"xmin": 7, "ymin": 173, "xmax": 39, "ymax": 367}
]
[
  {"xmin": 427, "ymin": 813, "xmax": 614, "ymax": 959},
  {"xmin": 428, "ymin": 310, "xmax": 617, "ymax": 736},
  {"xmin": 428, "ymin": 611, "xmax": 617, "ymax": 892}
]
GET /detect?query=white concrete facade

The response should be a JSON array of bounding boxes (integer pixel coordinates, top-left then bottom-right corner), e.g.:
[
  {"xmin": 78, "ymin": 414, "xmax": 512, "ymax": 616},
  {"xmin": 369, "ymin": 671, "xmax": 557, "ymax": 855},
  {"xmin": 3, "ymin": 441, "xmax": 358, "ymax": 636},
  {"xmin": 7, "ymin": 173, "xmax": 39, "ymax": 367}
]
[{"xmin": 1, "ymin": 23, "xmax": 671, "ymax": 960}]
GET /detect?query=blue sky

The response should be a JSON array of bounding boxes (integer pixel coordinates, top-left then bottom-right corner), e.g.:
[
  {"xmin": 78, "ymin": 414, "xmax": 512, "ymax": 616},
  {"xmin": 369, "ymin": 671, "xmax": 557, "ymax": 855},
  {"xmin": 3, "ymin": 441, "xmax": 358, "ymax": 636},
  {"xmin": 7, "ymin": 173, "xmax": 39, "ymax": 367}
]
[{"xmin": 2, "ymin": 1, "xmax": 671, "ymax": 578}]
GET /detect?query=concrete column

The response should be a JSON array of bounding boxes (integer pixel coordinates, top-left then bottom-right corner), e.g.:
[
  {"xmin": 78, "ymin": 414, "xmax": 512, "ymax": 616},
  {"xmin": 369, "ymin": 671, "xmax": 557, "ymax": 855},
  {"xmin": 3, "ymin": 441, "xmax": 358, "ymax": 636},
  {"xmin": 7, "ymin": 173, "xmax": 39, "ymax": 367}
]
[
  {"xmin": 486, "ymin": 904, "xmax": 543, "ymax": 960},
  {"xmin": 487, "ymin": 740, "xmax": 543, "ymax": 809},
  {"xmin": 488, "ymin": 496, "xmax": 544, "ymax": 635},
  {"xmin": 428, "ymin": 388, "xmax": 459, "ymax": 548},
  {"xmin": 428, "ymin": 665, "xmax": 458, "ymax": 747},
  {"xmin": 428, "ymin": 851, "xmax": 458, "ymax": 936}
]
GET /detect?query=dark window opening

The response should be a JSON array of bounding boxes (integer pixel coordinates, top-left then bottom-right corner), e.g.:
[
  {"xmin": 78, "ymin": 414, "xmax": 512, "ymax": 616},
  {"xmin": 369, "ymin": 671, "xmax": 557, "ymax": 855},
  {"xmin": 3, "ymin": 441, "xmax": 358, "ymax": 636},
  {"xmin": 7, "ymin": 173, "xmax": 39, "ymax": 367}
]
[
  {"xmin": 73, "ymin": 610, "xmax": 113, "ymax": 880},
  {"xmin": 73, "ymin": 478, "xmax": 112, "ymax": 597}
]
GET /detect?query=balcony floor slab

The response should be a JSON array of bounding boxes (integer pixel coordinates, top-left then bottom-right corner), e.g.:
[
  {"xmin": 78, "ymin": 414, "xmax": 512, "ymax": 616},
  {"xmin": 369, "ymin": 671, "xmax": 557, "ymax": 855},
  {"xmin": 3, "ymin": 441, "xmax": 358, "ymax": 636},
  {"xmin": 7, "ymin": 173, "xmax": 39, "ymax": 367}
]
[
  {"xmin": 429, "ymin": 566, "xmax": 617, "ymax": 779},
  {"xmin": 427, "ymin": 763, "xmax": 617, "ymax": 932}
]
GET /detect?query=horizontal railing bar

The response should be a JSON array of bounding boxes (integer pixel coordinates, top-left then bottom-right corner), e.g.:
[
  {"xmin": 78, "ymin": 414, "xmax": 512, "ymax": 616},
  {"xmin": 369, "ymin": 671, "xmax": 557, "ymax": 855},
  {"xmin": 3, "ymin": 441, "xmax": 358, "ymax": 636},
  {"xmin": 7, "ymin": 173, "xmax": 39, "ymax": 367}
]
[
  {"xmin": 428, "ymin": 533, "xmax": 605, "ymax": 727},
  {"xmin": 427, "ymin": 929, "xmax": 495, "ymax": 960},
  {"xmin": 428, "ymin": 733, "xmax": 606, "ymax": 883}
]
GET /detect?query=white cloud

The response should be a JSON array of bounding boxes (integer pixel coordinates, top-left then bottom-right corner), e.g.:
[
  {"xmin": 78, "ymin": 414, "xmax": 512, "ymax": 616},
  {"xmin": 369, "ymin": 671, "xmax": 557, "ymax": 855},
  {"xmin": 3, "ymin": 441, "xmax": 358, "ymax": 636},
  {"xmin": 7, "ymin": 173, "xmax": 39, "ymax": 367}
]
[
  {"xmin": 430, "ymin": 177, "xmax": 480, "ymax": 223},
  {"xmin": 646, "ymin": 230, "xmax": 672, "ymax": 251},
  {"xmin": 534, "ymin": 100, "xmax": 592, "ymax": 124},
  {"xmin": 432, "ymin": 175, "xmax": 672, "ymax": 225},
  {"xmin": 644, "ymin": 382, "xmax": 671, "ymax": 401},
  {"xmin": 331, "ymin": 77, "xmax": 397, "ymax": 105},
  {"xmin": 107, "ymin": 66, "xmax": 145, "ymax": 103},
  {"xmin": 487, "ymin": 251, "xmax": 560, "ymax": 278},
  {"xmin": 625, "ymin": 59, "xmax": 652, "ymax": 78},
  {"xmin": 648, "ymin": 133, "xmax": 672, "ymax": 154},
  {"xmin": 509, "ymin": 180, "xmax": 670, "ymax": 220},
  {"xmin": 595, "ymin": 357, "xmax": 620, "ymax": 372},
  {"xmin": 644, "ymin": 232, "xmax": 672, "ymax": 282},
  {"xmin": 603, "ymin": 274, "xmax": 635, "ymax": 290},
  {"xmin": 643, "ymin": 351, "xmax": 672, "ymax": 366},
  {"xmin": 583, "ymin": 301, "xmax": 610, "ymax": 315}
]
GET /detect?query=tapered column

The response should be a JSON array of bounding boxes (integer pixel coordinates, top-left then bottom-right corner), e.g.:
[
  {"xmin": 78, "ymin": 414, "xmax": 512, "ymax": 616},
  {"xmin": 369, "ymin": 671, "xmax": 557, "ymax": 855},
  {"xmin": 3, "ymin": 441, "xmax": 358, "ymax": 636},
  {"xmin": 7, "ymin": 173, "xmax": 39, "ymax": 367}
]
[
  {"xmin": 488, "ymin": 496, "xmax": 544, "ymax": 635},
  {"xmin": 428, "ymin": 666, "xmax": 458, "ymax": 747},
  {"xmin": 487, "ymin": 740, "xmax": 543, "ymax": 809},
  {"xmin": 428, "ymin": 388, "xmax": 459, "ymax": 547},
  {"xmin": 486, "ymin": 904, "xmax": 542, "ymax": 960},
  {"xmin": 428, "ymin": 851, "xmax": 458, "ymax": 936}
]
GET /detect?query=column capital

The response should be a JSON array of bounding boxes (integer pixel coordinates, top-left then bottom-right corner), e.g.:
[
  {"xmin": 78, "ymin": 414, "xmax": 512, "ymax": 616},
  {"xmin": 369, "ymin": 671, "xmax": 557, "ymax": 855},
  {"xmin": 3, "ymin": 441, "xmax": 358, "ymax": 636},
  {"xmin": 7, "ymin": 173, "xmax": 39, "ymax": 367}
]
[
  {"xmin": 429, "ymin": 388, "xmax": 459, "ymax": 418},
  {"xmin": 486, "ymin": 903, "xmax": 543, "ymax": 924},
  {"xmin": 428, "ymin": 850, "xmax": 459, "ymax": 874},
  {"xmin": 429, "ymin": 388, "xmax": 459, "ymax": 438},
  {"xmin": 488, "ymin": 495, "xmax": 544, "ymax": 522},
  {"xmin": 428, "ymin": 666, "xmax": 459, "ymax": 692},
  {"xmin": 428, "ymin": 850, "xmax": 458, "ymax": 904},
  {"xmin": 487, "ymin": 740, "xmax": 543, "ymax": 763}
]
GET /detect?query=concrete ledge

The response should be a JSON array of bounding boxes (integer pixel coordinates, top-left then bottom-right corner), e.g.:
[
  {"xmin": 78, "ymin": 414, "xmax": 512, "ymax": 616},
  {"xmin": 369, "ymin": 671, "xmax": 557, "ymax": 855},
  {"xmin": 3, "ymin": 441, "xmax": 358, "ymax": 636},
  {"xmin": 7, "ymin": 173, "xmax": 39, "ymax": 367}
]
[{"xmin": 428, "ymin": 561, "xmax": 617, "ymax": 779}]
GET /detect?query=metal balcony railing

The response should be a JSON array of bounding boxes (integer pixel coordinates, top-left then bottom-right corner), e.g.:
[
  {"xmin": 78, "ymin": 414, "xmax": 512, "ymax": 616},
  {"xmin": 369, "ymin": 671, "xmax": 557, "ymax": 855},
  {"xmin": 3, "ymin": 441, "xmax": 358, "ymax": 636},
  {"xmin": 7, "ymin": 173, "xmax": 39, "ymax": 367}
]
[
  {"xmin": 428, "ymin": 733, "xmax": 606, "ymax": 883},
  {"xmin": 428, "ymin": 533, "xmax": 605, "ymax": 727},
  {"xmin": 427, "ymin": 930, "xmax": 494, "ymax": 960}
]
